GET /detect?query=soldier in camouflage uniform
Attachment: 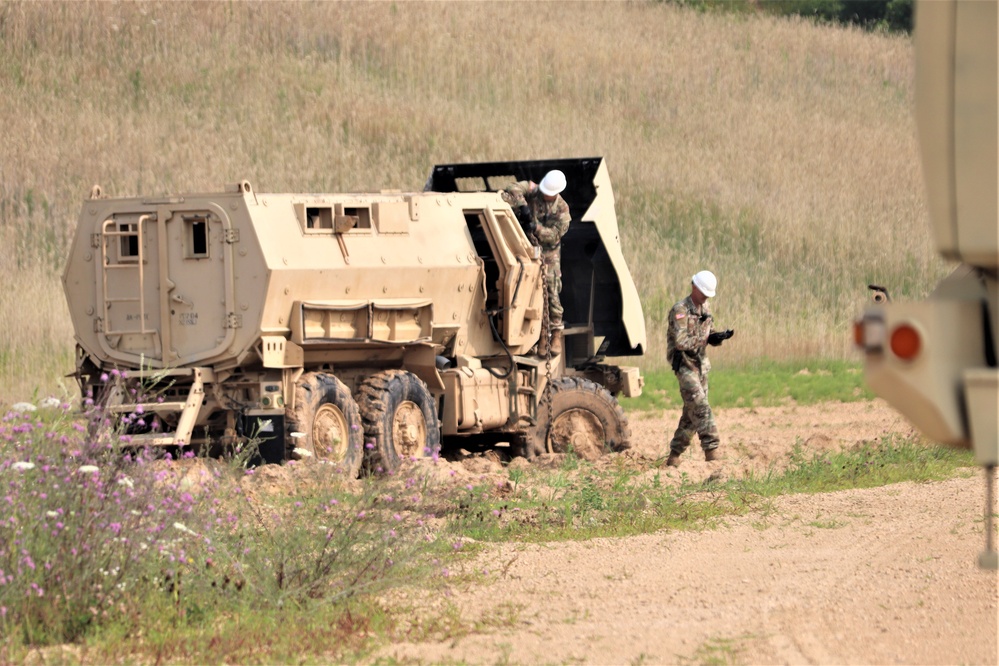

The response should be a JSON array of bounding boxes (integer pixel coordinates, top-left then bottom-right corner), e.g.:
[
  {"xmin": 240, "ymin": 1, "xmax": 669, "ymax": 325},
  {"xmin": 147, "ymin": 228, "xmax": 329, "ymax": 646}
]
[
  {"xmin": 501, "ymin": 170, "xmax": 571, "ymax": 355},
  {"xmin": 665, "ymin": 270, "xmax": 734, "ymax": 466}
]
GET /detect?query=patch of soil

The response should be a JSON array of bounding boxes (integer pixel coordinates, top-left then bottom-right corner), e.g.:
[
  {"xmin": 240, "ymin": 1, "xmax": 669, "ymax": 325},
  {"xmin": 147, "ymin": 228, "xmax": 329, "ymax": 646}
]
[
  {"xmin": 210, "ymin": 399, "xmax": 994, "ymax": 664},
  {"xmin": 353, "ymin": 399, "xmax": 997, "ymax": 665}
]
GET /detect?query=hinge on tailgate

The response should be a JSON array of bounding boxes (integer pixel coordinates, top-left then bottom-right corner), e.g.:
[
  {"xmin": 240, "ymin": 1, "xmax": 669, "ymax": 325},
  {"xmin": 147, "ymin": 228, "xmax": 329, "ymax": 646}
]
[
  {"xmin": 225, "ymin": 313, "xmax": 243, "ymax": 329},
  {"xmin": 224, "ymin": 229, "xmax": 240, "ymax": 244},
  {"xmin": 94, "ymin": 317, "xmax": 104, "ymax": 333},
  {"xmin": 91, "ymin": 233, "xmax": 101, "ymax": 248}
]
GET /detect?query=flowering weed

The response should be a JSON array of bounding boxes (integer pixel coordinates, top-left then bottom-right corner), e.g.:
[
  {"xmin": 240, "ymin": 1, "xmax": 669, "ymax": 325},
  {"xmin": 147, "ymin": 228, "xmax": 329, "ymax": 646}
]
[{"xmin": 0, "ymin": 393, "xmax": 457, "ymax": 662}]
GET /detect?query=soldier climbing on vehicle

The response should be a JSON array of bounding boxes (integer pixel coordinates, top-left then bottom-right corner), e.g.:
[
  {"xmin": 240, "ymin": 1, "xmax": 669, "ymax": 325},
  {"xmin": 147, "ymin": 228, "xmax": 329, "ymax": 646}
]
[{"xmin": 501, "ymin": 169, "xmax": 571, "ymax": 356}]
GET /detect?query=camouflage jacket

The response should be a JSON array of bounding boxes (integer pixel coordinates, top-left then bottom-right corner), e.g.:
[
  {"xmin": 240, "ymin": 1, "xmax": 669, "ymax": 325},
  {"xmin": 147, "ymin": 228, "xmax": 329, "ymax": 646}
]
[
  {"xmin": 501, "ymin": 180, "xmax": 571, "ymax": 255},
  {"xmin": 666, "ymin": 295, "xmax": 713, "ymax": 374}
]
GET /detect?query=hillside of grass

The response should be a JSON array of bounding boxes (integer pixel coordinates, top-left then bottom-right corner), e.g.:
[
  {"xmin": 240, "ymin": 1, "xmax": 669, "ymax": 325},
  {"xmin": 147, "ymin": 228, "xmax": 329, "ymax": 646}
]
[{"xmin": 0, "ymin": 1, "xmax": 947, "ymax": 403}]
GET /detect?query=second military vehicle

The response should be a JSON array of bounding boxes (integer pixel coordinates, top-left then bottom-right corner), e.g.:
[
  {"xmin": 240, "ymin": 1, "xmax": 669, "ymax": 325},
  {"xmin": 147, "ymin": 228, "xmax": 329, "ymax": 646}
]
[
  {"xmin": 62, "ymin": 158, "xmax": 646, "ymax": 475},
  {"xmin": 855, "ymin": 1, "xmax": 997, "ymax": 568}
]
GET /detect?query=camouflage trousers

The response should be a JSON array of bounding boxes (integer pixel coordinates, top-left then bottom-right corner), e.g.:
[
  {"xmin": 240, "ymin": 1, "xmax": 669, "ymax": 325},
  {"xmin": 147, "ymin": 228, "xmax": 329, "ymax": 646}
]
[
  {"xmin": 669, "ymin": 364, "xmax": 720, "ymax": 454},
  {"xmin": 542, "ymin": 254, "xmax": 563, "ymax": 328}
]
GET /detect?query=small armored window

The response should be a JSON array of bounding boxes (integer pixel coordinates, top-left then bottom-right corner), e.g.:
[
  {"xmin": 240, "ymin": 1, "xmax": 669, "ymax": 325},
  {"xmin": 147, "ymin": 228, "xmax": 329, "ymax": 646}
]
[
  {"xmin": 306, "ymin": 207, "xmax": 333, "ymax": 230},
  {"xmin": 344, "ymin": 207, "xmax": 371, "ymax": 229},
  {"xmin": 184, "ymin": 215, "xmax": 210, "ymax": 258},
  {"xmin": 118, "ymin": 222, "xmax": 140, "ymax": 260}
]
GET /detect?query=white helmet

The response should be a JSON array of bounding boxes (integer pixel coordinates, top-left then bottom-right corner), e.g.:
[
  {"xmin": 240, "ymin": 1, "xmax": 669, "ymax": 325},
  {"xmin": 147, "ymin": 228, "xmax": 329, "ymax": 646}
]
[
  {"xmin": 692, "ymin": 270, "xmax": 717, "ymax": 298},
  {"xmin": 538, "ymin": 170, "xmax": 567, "ymax": 196}
]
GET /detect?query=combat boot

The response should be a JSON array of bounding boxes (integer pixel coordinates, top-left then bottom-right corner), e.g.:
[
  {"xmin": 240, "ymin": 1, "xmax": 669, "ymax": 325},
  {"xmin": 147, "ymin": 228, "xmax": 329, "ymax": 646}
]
[
  {"xmin": 537, "ymin": 331, "xmax": 549, "ymax": 357},
  {"xmin": 704, "ymin": 447, "xmax": 720, "ymax": 462},
  {"xmin": 550, "ymin": 329, "xmax": 563, "ymax": 356},
  {"xmin": 665, "ymin": 452, "xmax": 681, "ymax": 467}
]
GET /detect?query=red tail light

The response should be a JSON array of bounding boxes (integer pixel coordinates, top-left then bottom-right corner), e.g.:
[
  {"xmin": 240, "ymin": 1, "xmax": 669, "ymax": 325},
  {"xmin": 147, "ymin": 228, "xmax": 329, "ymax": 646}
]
[{"xmin": 890, "ymin": 324, "xmax": 922, "ymax": 361}]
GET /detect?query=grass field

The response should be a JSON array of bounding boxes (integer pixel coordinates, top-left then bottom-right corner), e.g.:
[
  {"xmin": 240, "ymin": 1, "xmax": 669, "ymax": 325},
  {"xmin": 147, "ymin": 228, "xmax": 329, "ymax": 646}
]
[
  {"xmin": 621, "ymin": 358, "xmax": 875, "ymax": 413},
  {"xmin": 0, "ymin": 1, "xmax": 946, "ymax": 404}
]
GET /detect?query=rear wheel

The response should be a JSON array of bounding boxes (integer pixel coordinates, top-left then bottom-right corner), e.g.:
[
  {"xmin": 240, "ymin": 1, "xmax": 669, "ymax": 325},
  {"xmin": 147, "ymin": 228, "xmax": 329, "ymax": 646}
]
[
  {"xmin": 286, "ymin": 372, "xmax": 364, "ymax": 477},
  {"xmin": 357, "ymin": 369, "xmax": 441, "ymax": 474},
  {"xmin": 520, "ymin": 377, "xmax": 631, "ymax": 461}
]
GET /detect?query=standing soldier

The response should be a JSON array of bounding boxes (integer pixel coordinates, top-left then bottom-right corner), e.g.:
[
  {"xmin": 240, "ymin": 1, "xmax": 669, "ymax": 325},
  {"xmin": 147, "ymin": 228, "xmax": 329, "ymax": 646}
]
[
  {"xmin": 502, "ymin": 170, "xmax": 571, "ymax": 355},
  {"xmin": 665, "ymin": 270, "xmax": 734, "ymax": 466}
]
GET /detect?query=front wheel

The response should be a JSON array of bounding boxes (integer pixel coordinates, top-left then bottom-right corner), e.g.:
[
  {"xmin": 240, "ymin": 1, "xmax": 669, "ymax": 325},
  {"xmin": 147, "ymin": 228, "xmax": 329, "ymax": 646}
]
[
  {"xmin": 520, "ymin": 377, "xmax": 631, "ymax": 460},
  {"xmin": 286, "ymin": 372, "xmax": 364, "ymax": 477},
  {"xmin": 357, "ymin": 369, "xmax": 441, "ymax": 474}
]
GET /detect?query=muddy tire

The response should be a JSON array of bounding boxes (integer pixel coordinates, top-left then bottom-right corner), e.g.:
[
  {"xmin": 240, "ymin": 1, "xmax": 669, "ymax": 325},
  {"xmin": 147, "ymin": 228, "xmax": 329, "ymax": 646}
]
[
  {"xmin": 357, "ymin": 369, "xmax": 441, "ymax": 475},
  {"xmin": 286, "ymin": 372, "xmax": 364, "ymax": 477},
  {"xmin": 520, "ymin": 377, "xmax": 631, "ymax": 461}
]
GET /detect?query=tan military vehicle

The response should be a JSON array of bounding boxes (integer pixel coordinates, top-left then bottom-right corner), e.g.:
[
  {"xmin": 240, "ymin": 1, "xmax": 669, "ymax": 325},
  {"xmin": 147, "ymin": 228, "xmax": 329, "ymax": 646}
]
[
  {"xmin": 62, "ymin": 158, "xmax": 645, "ymax": 476},
  {"xmin": 855, "ymin": 1, "xmax": 997, "ymax": 568}
]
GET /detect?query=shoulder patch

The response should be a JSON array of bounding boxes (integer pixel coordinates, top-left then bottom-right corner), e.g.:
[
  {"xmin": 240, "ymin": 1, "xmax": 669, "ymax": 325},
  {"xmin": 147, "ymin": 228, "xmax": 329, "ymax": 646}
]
[{"xmin": 675, "ymin": 312, "xmax": 686, "ymax": 320}]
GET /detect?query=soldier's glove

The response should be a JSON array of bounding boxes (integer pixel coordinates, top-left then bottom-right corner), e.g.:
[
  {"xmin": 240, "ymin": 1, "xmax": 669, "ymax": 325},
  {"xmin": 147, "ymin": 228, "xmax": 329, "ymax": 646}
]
[
  {"xmin": 516, "ymin": 205, "xmax": 532, "ymax": 228},
  {"xmin": 698, "ymin": 312, "xmax": 711, "ymax": 323},
  {"xmin": 707, "ymin": 329, "xmax": 735, "ymax": 346}
]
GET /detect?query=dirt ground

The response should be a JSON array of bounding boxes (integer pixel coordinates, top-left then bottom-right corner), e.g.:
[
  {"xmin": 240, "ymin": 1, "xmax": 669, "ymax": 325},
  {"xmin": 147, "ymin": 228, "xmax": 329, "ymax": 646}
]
[{"xmin": 365, "ymin": 399, "xmax": 999, "ymax": 665}]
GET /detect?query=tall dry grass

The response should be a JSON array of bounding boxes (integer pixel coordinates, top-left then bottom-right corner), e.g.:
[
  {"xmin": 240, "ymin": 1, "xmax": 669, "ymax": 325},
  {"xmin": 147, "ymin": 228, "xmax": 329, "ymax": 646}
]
[{"xmin": 0, "ymin": 1, "xmax": 945, "ymax": 403}]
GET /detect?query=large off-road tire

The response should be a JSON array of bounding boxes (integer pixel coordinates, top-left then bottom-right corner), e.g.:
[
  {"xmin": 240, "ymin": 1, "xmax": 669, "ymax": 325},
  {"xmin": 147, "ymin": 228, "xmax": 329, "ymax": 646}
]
[
  {"xmin": 357, "ymin": 369, "xmax": 441, "ymax": 475},
  {"xmin": 286, "ymin": 372, "xmax": 365, "ymax": 477},
  {"xmin": 519, "ymin": 377, "xmax": 631, "ymax": 461}
]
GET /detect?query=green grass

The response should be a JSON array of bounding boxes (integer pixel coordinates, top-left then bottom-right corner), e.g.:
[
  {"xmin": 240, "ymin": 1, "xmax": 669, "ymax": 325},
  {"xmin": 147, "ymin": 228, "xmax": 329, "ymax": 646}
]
[
  {"xmin": 88, "ymin": 603, "xmax": 397, "ymax": 665},
  {"xmin": 620, "ymin": 358, "xmax": 875, "ymax": 413},
  {"xmin": 739, "ymin": 437, "xmax": 975, "ymax": 496},
  {"xmin": 679, "ymin": 634, "xmax": 754, "ymax": 666},
  {"xmin": 444, "ymin": 435, "xmax": 974, "ymax": 545}
]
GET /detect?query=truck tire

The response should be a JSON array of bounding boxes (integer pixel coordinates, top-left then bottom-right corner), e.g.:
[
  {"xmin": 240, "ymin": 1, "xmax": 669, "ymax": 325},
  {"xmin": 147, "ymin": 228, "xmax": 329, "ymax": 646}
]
[
  {"xmin": 520, "ymin": 377, "xmax": 631, "ymax": 461},
  {"xmin": 357, "ymin": 369, "xmax": 441, "ymax": 475},
  {"xmin": 287, "ymin": 372, "xmax": 364, "ymax": 477}
]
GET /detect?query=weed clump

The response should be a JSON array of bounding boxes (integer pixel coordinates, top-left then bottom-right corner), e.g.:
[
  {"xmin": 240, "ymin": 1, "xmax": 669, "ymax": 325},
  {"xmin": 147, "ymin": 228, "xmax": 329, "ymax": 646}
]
[{"xmin": 0, "ymin": 388, "xmax": 452, "ymax": 660}]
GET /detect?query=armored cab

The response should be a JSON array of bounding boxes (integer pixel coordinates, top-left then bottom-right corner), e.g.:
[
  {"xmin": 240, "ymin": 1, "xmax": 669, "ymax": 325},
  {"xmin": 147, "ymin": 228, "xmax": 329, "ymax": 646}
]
[{"xmin": 63, "ymin": 158, "xmax": 645, "ymax": 475}]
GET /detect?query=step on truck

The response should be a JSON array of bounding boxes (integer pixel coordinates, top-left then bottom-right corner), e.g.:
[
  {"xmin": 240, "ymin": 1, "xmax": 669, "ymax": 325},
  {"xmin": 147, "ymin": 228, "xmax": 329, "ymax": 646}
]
[{"xmin": 62, "ymin": 158, "xmax": 646, "ymax": 475}]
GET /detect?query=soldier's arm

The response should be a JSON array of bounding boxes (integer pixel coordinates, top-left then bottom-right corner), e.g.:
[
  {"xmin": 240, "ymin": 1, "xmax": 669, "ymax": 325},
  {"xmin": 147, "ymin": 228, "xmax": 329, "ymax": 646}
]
[
  {"xmin": 533, "ymin": 204, "xmax": 571, "ymax": 246},
  {"xmin": 501, "ymin": 181, "xmax": 533, "ymax": 209},
  {"xmin": 670, "ymin": 304, "xmax": 702, "ymax": 352},
  {"xmin": 533, "ymin": 221, "xmax": 561, "ymax": 246}
]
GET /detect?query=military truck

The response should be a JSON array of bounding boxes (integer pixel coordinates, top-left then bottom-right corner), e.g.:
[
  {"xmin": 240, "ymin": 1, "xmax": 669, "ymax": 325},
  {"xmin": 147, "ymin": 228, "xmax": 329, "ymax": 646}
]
[
  {"xmin": 854, "ymin": 1, "xmax": 997, "ymax": 568},
  {"xmin": 62, "ymin": 158, "xmax": 646, "ymax": 476}
]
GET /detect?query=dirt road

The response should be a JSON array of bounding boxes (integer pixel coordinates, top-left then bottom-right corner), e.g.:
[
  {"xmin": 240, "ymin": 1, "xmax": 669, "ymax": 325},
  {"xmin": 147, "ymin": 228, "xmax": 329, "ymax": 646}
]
[{"xmin": 374, "ymin": 400, "xmax": 998, "ymax": 665}]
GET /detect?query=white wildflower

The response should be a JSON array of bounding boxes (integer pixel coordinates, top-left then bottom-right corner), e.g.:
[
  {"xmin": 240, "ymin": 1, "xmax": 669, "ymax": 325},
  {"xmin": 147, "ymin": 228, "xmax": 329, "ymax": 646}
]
[
  {"xmin": 11, "ymin": 461, "xmax": 35, "ymax": 471},
  {"xmin": 46, "ymin": 511, "xmax": 58, "ymax": 518},
  {"xmin": 173, "ymin": 522, "xmax": 197, "ymax": 536},
  {"xmin": 11, "ymin": 402, "xmax": 36, "ymax": 413},
  {"xmin": 117, "ymin": 476, "xmax": 134, "ymax": 489},
  {"xmin": 39, "ymin": 397, "xmax": 62, "ymax": 409},
  {"xmin": 77, "ymin": 465, "xmax": 100, "ymax": 475},
  {"xmin": 293, "ymin": 447, "xmax": 314, "ymax": 458}
]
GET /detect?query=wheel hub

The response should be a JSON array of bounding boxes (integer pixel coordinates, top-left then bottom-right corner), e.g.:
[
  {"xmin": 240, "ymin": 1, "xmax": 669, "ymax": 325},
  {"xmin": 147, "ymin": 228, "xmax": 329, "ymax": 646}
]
[
  {"xmin": 313, "ymin": 403, "xmax": 349, "ymax": 461},
  {"xmin": 548, "ymin": 408, "xmax": 605, "ymax": 461},
  {"xmin": 393, "ymin": 400, "xmax": 428, "ymax": 458}
]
